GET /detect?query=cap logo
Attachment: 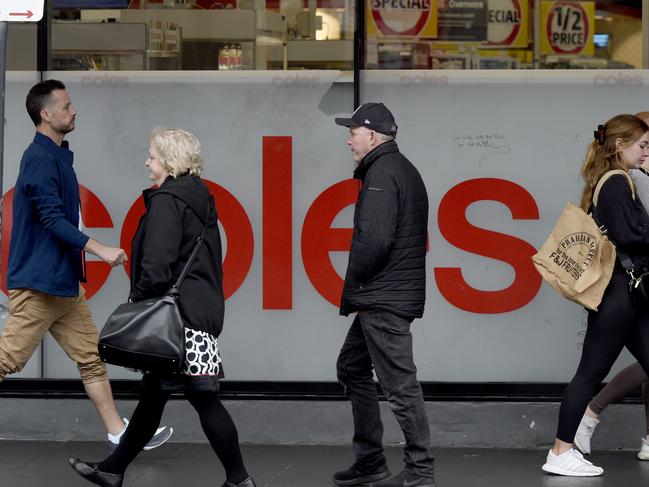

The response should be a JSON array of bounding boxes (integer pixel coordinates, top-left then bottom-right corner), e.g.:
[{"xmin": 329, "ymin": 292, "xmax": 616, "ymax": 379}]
[{"xmin": 364, "ymin": 119, "xmax": 371, "ymax": 124}]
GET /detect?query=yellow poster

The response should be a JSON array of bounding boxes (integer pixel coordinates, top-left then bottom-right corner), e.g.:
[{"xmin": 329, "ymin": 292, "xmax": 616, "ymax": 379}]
[
  {"xmin": 367, "ymin": 0, "xmax": 438, "ymax": 39},
  {"xmin": 485, "ymin": 0, "xmax": 529, "ymax": 48},
  {"xmin": 540, "ymin": 1, "xmax": 595, "ymax": 56}
]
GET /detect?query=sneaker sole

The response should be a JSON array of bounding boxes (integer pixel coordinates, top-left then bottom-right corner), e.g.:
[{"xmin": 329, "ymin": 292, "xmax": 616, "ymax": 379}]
[
  {"xmin": 143, "ymin": 427, "xmax": 173, "ymax": 451},
  {"xmin": 542, "ymin": 462, "xmax": 603, "ymax": 477},
  {"xmin": 333, "ymin": 470, "xmax": 390, "ymax": 486}
]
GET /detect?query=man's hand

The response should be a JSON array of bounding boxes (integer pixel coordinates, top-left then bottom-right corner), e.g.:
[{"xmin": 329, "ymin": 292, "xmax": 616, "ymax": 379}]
[{"xmin": 84, "ymin": 239, "xmax": 128, "ymax": 267}]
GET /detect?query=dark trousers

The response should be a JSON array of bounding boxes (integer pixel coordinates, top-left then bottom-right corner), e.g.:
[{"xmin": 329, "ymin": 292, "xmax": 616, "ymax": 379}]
[
  {"xmin": 557, "ymin": 269, "xmax": 649, "ymax": 442},
  {"xmin": 336, "ymin": 309, "xmax": 435, "ymax": 478}
]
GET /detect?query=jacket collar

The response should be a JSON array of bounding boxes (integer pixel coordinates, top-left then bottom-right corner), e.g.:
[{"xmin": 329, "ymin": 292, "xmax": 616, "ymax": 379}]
[
  {"xmin": 353, "ymin": 140, "xmax": 399, "ymax": 180},
  {"xmin": 142, "ymin": 175, "xmax": 175, "ymax": 207},
  {"xmin": 33, "ymin": 132, "xmax": 73, "ymax": 165},
  {"xmin": 34, "ymin": 131, "xmax": 71, "ymax": 151}
]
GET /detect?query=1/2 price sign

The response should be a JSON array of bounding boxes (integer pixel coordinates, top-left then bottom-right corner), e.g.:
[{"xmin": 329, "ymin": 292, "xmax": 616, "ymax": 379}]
[
  {"xmin": 540, "ymin": 1, "xmax": 594, "ymax": 56},
  {"xmin": 0, "ymin": 0, "xmax": 43, "ymax": 22}
]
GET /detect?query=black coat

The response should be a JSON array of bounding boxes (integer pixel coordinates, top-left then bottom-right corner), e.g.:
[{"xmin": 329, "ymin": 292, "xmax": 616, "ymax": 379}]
[
  {"xmin": 340, "ymin": 140, "xmax": 429, "ymax": 319},
  {"xmin": 130, "ymin": 175, "xmax": 224, "ymax": 337}
]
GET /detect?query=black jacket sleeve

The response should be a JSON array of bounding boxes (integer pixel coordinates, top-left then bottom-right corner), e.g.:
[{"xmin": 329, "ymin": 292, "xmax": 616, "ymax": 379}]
[
  {"xmin": 596, "ymin": 174, "xmax": 649, "ymax": 251},
  {"xmin": 347, "ymin": 168, "xmax": 399, "ymax": 284},
  {"xmin": 132, "ymin": 194, "xmax": 183, "ymax": 298}
]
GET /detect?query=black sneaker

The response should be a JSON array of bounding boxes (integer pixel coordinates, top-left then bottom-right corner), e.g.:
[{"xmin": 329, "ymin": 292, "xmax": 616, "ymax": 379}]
[
  {"xmin": 372, "ymin": 470, "xmax": 436, "ymax": 487},
  {"xmin": 333, "ymin": 463, "xmax": 390, "ymax": 486}
]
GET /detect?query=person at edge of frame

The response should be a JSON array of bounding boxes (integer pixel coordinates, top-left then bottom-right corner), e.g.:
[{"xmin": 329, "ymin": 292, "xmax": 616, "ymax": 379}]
[
  {"xmin": 0, "ymin": 79, "xmax": 173, "ymax": 450},
  {"xmin": 542, "ymin": 114, "xmax": 649, "ymax": 477},
  {"xmin": 574, "ymin": 111, "xmax": 649, "ymax": 461}
]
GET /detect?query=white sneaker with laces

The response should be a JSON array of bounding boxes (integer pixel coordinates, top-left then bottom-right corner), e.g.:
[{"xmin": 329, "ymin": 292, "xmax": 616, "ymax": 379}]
[
  {"xmin": 574, "ymin": 415, "xmax": 599, "ymax": 455},
  {"xmin": 107, "ymin": 418, "xmax": 173, "ymax": 451},
  {"xmin": 542, "ymin": 448, "xmax": 604, "ymax": 477},
  {"xmin": 638, "ymin": 438, "xmax": 649, "ymax": 460}
]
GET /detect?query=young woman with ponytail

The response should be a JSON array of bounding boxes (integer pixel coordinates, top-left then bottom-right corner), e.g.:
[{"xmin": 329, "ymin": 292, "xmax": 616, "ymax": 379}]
[{"xmin": 542, "ymin": 114, "xmax": 649, "ymax": 477}]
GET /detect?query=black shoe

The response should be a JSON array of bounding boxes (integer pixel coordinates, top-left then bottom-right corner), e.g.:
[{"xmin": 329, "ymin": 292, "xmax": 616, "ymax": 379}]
[
  {"xmin": 68, "ymin": 458, "xmax": 123, "ymax": 487},
  {"xmin": 333, "ymin": 463, "xmax": 390, "ymax": 486},
  {"xmin": 372, "ymin": 470, "xmax": 436, "ymax": 487},
  {"xmin": 221, "ymin": 478, "xmax": 257, "ymax": 487}
]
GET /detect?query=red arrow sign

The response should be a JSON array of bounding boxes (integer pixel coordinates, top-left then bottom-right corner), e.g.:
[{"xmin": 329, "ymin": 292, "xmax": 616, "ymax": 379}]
[{"xmin": 9, "ymin": 10, "xmax": 34, "ymax": 18}]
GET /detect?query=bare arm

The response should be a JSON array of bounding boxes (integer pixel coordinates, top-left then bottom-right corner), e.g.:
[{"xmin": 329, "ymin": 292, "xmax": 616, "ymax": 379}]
[{"xmin": 84, "ymin": 238, "xmax": 127, "ymax": 267}]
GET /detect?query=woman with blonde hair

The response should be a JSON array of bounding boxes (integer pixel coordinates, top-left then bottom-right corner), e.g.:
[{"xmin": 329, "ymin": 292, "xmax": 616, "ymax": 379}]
[
  {"xmin": 69, "ymin": 128, "xmax": 255, "ymax": 487},
  {"xmin": 542, "ymin": 114, "xmax": 649, "ymax": 477}
]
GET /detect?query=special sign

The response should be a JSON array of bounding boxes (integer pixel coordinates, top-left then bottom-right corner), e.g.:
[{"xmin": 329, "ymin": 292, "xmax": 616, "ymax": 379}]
[
  {"xmin": 540, "ymin": 1, "xmax": 594, "ymax": 56},
  {"xmin": 486, "ymin": 0, "xmax": 528, "ymax": 48},
  {"xmin": 367, "ymin": 0, "xmax": 438, "ymax": 38}
]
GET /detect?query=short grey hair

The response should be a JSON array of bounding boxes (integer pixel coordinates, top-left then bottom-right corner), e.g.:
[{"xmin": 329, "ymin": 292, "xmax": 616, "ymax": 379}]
[
  {"xmin": 150, "ymin": 127, "xmax": 203, "ymax": 178},
  {"xmin": 376, "ymin": 132, "xmax": 395, "ymax": 142}
]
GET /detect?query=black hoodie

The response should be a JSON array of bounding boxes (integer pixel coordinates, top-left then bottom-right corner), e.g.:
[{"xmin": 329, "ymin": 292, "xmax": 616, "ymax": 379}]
[{"xmin": 130, "ymin": 174, "xmax": 225, "ymax": 337}]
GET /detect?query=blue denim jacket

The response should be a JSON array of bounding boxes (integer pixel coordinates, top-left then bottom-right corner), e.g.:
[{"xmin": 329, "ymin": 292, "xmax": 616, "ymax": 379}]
[{"xmin": 7, "ymin": 132, "xmax": 89, "ymax": 297}]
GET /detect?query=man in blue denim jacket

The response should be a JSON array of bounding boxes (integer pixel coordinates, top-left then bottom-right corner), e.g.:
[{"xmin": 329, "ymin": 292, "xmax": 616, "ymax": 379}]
[{"xmin": 0, "ymin": 79, "xmax": 172, "ymax": 449}]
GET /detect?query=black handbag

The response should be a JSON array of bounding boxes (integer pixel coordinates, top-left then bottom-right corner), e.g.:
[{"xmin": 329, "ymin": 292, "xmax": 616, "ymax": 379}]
[
  {"xmin": 99, "ymin": 225, "xmax": 207, "ymax": 373},
  {"xmin": 618, "ymin": 250, "xmax": 649, "ymax": 306}
]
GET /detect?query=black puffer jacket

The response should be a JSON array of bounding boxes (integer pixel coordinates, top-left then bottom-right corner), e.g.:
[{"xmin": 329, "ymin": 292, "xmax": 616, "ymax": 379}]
[
  {"xmin": 340, "ymin": 140, "xmax": 429, "ymax": 319},
  {"xmin": 130, "ymin": 175, "xmax": 225, "ymax": 337}
]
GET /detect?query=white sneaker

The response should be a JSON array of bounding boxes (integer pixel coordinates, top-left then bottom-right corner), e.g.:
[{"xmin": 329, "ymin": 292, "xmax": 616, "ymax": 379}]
[
  {"xmin": 107, "ymin": 418, "xmax": 173, "ymax": 451},
  {"xmin": 574, "ymin": 415, "xmax": 599, "ymax": 455},
  {"xmin": 542, "ymin": 448, "xmax": 604, "ymax": 477},
  {"xmin": 638, "ymin": 438, "xmax": 649, "ymax": 460}
]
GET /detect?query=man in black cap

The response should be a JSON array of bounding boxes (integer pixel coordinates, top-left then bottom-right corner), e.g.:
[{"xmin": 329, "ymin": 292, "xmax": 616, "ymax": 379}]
[{"xmin": 332, "ymin": 103, "xmax": 435, "ymax": 487}]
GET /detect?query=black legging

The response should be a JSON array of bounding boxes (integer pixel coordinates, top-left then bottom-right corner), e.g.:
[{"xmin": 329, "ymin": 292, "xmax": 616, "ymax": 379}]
[
  {"xmin": 557, "ymin": 268, "xmax": 649, "ymax": 442},
  {"xmin": 99, "ymin": 378, "xmax": 249, "ymax": 484}
]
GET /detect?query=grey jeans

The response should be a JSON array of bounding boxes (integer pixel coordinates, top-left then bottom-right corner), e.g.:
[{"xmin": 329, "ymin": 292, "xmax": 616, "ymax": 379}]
[{"xmin": 336, "ymin": 309, "xmax": 435, "ymax": 478}]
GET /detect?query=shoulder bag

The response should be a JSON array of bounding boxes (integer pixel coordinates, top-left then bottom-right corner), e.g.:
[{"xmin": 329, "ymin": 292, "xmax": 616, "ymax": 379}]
[
  {"xmin": 532, "ymin": 170, "xmax": 633, "ymax": 311},
  {"xmin": 98, "ymin": 225, "xmax": 207, "ymax": 373}
]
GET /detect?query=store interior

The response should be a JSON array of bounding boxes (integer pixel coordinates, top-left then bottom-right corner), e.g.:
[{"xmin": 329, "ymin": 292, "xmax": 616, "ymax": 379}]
[{"xmin": 3, "ymin": 0, "xmax": 644, "ymax": 71}]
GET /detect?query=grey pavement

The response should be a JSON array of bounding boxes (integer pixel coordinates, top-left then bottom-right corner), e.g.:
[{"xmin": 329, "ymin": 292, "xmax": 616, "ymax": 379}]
[{"xmin": 0, "ymin": 441, "xmax": 648, "ymax": 487}]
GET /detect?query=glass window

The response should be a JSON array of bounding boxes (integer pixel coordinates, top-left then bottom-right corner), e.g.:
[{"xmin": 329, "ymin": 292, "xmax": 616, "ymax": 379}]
[
  {"xmin": 6, "ymin": 24, "xmax": 37, "ymax": 71},
  {"xmin": 43, "ymin": 0, "xmax": 353, "ymax": 70},
  {"xmin": 365, "ymin": 0, "xmax": 643, "ymax": 70}
]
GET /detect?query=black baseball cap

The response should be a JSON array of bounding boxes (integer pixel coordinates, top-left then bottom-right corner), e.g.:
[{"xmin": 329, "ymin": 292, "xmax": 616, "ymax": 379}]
[{"xmin": 335, "ymin": 102, "xmax": 398, "ymax": 136}]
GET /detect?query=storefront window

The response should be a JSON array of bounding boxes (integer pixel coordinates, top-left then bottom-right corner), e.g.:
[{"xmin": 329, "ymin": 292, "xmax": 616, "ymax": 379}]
[
  {"xmin": 6, "ymin": 24, "xmax": 37, "ymax": 71},
  {"xmin": 365, "ymin": 0, "xmax": 643, "ymax": 69},
  {"xmin": 4, "ymin": 0, "xmax": 354, "ymax": 70}
]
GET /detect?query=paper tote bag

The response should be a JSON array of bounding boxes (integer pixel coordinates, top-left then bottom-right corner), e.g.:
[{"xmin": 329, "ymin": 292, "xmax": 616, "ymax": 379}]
[
  {"xmin": 99, "ymin": 294, "xmax": 185, "ymax": 373},
  {"xmin": 532, "ymin": 169, "xmax": 633, "ymax": 311},
  {"xmin": 532, "ymin": 203, "xmax": 615, "ymax": 311}
]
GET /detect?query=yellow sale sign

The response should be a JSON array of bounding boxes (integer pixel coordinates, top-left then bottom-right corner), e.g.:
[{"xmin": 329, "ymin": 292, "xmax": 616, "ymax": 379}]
[
  {"xmin": 486, "ymin": 0, "xmax": 529, "ymax": 48},
  {"xmin": 367, "ymin": 0, "xmax": 438, "ymax": 38},
  {"xmin": 540, "ymin": 1, "xmax": 594, "ymax": 56}
]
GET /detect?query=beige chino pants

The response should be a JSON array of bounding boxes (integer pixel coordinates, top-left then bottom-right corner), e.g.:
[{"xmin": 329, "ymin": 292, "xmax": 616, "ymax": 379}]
[{"xmin": 0, "ymin": 287, "xmax": 107, "ymax": 384}]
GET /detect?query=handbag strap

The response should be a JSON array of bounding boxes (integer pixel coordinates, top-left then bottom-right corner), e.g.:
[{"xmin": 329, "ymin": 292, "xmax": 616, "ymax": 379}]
[
  {"xmin": 593, "ymin": 169, "xmax": 635, "ymax": 206},
  {"xmin": 170, "ymin": 224, "xmax": 207, "ymax": 296}
]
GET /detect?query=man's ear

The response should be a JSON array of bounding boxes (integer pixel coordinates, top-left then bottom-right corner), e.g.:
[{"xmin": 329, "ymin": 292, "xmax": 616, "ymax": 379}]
[{"xmin": 39, "ymin": 108, "xmax": 50, "ymax": 123}]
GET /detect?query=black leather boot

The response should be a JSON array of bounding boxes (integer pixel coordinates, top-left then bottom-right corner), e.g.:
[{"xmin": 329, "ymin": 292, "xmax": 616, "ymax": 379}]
[{"xmin": 68, "ymin": 457, "xmax": 124, "ymax": 487}]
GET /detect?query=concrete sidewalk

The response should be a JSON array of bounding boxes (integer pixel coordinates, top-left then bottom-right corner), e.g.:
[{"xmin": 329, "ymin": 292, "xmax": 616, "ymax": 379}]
[{"xmin": 0, "ymin": 441, "xmax": 648, "ymax": 487}]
